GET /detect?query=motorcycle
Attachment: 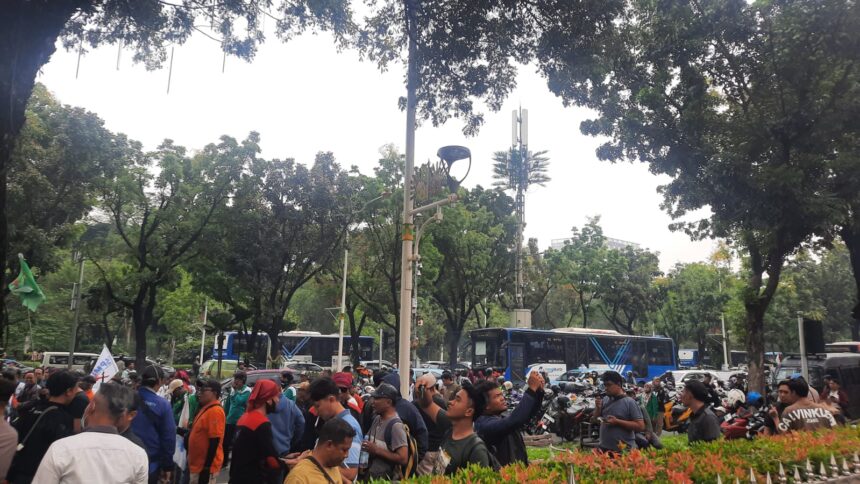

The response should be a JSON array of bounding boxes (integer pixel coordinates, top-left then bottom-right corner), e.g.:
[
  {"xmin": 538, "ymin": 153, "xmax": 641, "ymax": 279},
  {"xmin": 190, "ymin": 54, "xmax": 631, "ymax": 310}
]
[
  {"xmin": 663, "ymin": 391, "xmax": 692, "ymax": 433},
  {"xmin": 720, "ymin": 405, "xmax": 757, "ymax": 439}
]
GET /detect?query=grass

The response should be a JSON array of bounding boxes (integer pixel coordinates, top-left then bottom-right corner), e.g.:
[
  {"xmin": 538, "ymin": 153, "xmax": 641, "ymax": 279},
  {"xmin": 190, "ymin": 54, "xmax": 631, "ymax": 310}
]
[{"xmin": 527, "ymin": 433, "xmax": 690, "ymax": 462}]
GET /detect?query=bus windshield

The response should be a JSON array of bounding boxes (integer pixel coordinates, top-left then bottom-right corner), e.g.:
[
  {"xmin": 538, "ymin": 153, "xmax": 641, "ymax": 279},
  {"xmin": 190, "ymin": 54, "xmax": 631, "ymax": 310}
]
[{"xmin": 472, "ymin": 332, "xmax": 505, "ymax": 369}]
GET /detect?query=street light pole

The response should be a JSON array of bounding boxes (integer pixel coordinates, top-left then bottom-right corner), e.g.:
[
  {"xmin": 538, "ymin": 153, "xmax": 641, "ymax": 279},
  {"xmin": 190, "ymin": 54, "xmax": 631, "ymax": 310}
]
[
  {"xmin": 397, "ymin": 0, "xmax": 418, "ymax": 398},
  {"xmin": 337, "ymin": 233, "xmax": 349, "ymax": 371},
  {"xmin": 719, "ymin": 278, "xmax": 729, "ymax": 370}
]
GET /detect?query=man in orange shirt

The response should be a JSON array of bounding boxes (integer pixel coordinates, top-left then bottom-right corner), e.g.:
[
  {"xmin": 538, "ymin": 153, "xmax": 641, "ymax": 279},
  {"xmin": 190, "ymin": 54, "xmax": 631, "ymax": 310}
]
[{"xmin": 187, "ymin": 379, "xmax": 226, "ymax": 484}]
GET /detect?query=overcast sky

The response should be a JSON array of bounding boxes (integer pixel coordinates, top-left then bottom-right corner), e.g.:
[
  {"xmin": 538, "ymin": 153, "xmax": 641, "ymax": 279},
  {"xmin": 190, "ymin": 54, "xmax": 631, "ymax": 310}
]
[{"xmin": 37, "ymin": 31, "xmax": 715, "ymax": 271}]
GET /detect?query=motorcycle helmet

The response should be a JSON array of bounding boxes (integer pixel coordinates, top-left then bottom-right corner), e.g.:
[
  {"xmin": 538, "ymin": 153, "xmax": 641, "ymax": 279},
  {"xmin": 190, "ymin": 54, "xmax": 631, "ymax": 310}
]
[
  {"xmin": 725, "ymin": 388, "xmax": 746, "ymax": 408},
  {"xmin": 503, "ymin": 381, "xmax": 513, "ymax": 391},
  {"xmin": 746, "ymin": 391, "xmax": 763, "ymax": 407}
]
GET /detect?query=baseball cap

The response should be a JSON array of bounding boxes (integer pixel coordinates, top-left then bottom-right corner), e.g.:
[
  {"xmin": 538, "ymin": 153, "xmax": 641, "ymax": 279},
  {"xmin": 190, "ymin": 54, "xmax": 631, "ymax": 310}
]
[
  {"xmin": 333, "ymin": 372, "xmax": 353, "ymax": 389},
  {"xmin": 371, "ymin": 382, "xmax": 399, "ymax": 401},
  {"xmin": 167, "ymin": 379, "xmax": 184, "ymax": 393}
]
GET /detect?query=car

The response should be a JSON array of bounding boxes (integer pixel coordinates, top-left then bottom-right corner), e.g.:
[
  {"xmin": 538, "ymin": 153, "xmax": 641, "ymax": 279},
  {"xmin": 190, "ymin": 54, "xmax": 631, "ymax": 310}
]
[
  {"xmin": 1, "ymin": 359, "xmax": 34, "ymax": 374},
  {"xmin": 282, "ymin": 361, "xmax": 324, "ymax": 378},
  {"xmin": 554, "ymin": 369, "xmax": 587, "ymax": 383},
  {"xmin": 420, "ymin": 361, "xmax": 448, "ymax": 370},
  {"xmin": 41, "ymin": 352, "xmax": 100, "ymax": 371},
  {"xmin": 199, "ymin": 359, "xmax": 241, "ymax": 379},
  {"xmin": 219, "ymin": 368, "xmax": 293, "ymax": 392},
  {"xmin": 361, "ymin": 360, "xmax": 394, "ymax": 370},
  {"xmin": 411, "ymin": 367, "xmax": 444, "ymax": 380},
  {"xmin": 85, "ymin": 356, "xmax": 176, "ymax": 378}
]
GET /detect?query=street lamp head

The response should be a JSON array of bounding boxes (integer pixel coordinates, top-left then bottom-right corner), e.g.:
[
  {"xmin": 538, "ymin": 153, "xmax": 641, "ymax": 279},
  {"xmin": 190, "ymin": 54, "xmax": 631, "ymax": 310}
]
[
  {"xmin": 437, "ymin": 146, "xmax": 471, "ymax": 194},
  {"xmin": 437, "ymin": 145, "xmax": 471, "ymax": 166}
]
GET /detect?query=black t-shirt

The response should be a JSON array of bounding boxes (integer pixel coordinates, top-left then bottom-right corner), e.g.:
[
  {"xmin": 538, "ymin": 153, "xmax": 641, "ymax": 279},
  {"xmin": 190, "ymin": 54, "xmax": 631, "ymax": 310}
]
[
  {"xmin": 9, "ymin": 400, "xmax": 74, "ymax": 480},
  {"xmin": 415, "ymin": 402, "xmax": 452, "ymax": 451},
  {"xmin": 67, "ymin": 391, "xmax": 90, "ymax": 420}
]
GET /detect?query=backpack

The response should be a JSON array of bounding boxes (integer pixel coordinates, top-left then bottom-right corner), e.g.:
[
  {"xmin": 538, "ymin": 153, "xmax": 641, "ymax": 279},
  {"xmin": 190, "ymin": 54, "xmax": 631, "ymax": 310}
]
[{"xmin": 383, "ymin": 417, "xmax": 418, "ymax": 479}]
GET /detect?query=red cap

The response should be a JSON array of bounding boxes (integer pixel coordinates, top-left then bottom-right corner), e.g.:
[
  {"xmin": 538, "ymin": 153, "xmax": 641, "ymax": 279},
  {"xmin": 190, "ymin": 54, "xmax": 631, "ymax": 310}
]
[{"xmin": 333, "ymin": 372, "xmax": 353, "ymax": 389}]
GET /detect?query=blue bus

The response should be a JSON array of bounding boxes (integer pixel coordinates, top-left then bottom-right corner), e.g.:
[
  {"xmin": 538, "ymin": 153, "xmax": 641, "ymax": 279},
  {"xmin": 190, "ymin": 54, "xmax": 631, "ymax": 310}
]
[
  {"xmin": 470, "ymin": 327, "xmax": 676, "ymax": 383},
  {"xmin": 215, "ymin": 330, "xmax": 375, "ymax": 368}
]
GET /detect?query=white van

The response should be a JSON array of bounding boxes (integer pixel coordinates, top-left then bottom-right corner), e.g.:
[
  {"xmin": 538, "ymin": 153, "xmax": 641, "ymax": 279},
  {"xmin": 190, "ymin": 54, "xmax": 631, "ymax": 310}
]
[{"xmin": 41, "ymin": 352, "xmax": 99, "ymax": 371}]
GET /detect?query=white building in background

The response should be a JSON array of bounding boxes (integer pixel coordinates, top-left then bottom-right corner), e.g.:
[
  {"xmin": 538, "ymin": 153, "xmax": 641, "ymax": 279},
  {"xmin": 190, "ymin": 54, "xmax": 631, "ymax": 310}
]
[{"xmin": 550, "ymin": 236, "xmax": 641, "ymax": 251}]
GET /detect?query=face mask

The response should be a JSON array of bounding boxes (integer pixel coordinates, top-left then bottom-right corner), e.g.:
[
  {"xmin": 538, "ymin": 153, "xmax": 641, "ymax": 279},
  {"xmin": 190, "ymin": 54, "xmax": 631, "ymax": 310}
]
[{"xmin": 265, "ymin": 401, "xmax": 277, "ymax": 414}]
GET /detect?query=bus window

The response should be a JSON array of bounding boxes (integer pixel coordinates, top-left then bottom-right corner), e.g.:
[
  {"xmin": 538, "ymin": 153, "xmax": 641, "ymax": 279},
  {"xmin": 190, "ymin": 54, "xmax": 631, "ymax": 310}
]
[
  {"xmin": 588, "ymin": 337, "xmax": 626, "ymax": 366},
  {"xmin": 473, "ymin": 334, "xmax": 505, "ymax": 369},
  {"xmin": 647, "ymin": 340, "xmax": 675, "ymax": 366},
  {"xmin": 526, "ymin": 335, "xmax": 564, "ymax": 363},
  {"xmin": 564, "ymin": 338, "xmax": 588, "ymax": 368}
]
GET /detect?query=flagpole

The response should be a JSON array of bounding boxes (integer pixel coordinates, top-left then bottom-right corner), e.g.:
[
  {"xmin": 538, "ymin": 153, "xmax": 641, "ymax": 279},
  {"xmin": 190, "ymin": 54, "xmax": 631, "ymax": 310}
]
[
  {"xmin": 69, "ymin": 249, "xmax": 85, "ymax": 369},
  {"xmin": 199, "ymin": 299, "xmax": 208, "ymax": 365}
]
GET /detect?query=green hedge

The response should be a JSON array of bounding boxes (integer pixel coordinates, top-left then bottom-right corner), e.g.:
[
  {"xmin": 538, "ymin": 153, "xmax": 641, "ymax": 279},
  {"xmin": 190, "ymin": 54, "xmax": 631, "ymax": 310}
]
[{"xmin": 398, "ymin": 426, "xmax": 860, "ymax": 483}]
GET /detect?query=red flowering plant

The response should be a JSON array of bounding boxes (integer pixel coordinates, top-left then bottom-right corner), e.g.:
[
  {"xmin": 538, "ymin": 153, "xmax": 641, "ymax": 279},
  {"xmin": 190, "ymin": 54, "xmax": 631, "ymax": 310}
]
[{"xmin": 390, "ymin": 426, "xmax": 860, "ymax": 483}]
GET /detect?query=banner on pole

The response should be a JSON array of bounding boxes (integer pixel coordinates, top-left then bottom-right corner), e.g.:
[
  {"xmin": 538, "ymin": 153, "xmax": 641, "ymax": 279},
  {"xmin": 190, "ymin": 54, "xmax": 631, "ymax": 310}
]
[{"xmin": 90, "ymin": 344, "xmax": 119, "ymax": 392}]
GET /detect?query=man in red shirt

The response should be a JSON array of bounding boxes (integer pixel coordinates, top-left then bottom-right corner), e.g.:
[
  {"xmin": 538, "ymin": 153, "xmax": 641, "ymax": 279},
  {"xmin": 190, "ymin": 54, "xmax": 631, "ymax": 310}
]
[{"xmin": 188, "ymin": 379, "xmax": 225, "ymax": 484}]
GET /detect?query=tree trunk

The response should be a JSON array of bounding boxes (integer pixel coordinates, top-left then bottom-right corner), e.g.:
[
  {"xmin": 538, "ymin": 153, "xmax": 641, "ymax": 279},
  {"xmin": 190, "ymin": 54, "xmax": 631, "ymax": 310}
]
[
  {"xmin": 0, "ymin": 0, "xmax": 87, "ymax": 333},
  {"xmin": 697, "ymin": 332, "xmax": 707, "ymax": 368},
  {"xmin": 745, "ymin": 305, "xmax": 766, "ymax": 393},
  {"xmin": 445, "ymin": 327, "xmax": 460, "ymax": 369},
  {"xmin": 101, "ymin": 313, "xmax": 113, "ymax": 351},
  {"xmin": 133, "ymin": 305, "xmax": 148, "ymax": 371}
]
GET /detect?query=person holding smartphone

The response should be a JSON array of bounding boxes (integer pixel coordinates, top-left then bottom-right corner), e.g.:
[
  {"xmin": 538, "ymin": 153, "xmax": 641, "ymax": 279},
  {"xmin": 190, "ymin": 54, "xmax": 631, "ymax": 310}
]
[{"xmin": 592, "ymin": 371, "xmax": 644, "ymax": 455}]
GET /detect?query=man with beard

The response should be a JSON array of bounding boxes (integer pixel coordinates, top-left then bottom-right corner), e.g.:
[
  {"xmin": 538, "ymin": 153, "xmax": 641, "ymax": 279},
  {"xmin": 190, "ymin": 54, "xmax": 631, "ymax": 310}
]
[{"xmin": 229, "ymin": 379, "xmax": 283, "ymax": 484}]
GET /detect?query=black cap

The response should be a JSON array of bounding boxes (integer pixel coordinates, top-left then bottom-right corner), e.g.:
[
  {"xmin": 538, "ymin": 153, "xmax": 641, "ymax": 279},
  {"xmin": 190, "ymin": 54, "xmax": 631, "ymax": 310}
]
[
  {"xmin": 371, "ymin": 382, "xmax": 399, "ymax": 401},
  {"xmin": 46, "ymin": 370, "xmax": 78, "ymax": 397}
]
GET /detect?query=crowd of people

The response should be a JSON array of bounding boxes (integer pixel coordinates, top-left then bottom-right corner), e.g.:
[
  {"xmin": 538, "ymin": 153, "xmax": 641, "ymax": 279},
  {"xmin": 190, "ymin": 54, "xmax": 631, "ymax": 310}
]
[
  {"xmin": 0, "ymin": 361, "xmax": 851, "ymax": 484},
  {"xmin": 597, "ymin": 370, "xmax": 851, "ymax": 455}
]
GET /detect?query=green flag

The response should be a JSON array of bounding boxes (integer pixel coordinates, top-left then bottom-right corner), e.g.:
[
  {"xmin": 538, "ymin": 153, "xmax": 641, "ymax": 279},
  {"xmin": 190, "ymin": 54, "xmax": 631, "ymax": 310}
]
[{"xmin": 8, "ymin": 254, "xmax": 46, "ymax": 312}]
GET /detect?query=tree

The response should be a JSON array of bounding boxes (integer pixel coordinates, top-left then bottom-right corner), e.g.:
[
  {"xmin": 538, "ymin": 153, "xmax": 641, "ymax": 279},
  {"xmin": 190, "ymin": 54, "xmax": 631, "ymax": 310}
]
[
  {"xmin": 335, "ymin": 147, "xmax": 406, "ymax": 360},
  {"xmin": 546, "ymin": 217, "xmax": 608, "ymax": 328},
  {"xmin": 829, "ymin": 138, "xmax": 860, "ymax": 339},
  {"xmin": 157, "ymin": 268, "xmax": 205, "ymax": 365},
  {"xmin": 4, "ymin": 84, "xmax": 120, "ymax": 334},
  {"xmin": 427, "ymin": 186, "xmax": 516, "ymax": 367},
  {"xmin": 94, "ymin": 134, "xmax": 245, "ymax": 368},
  {"xmin": 657, "ymin": 263, "xmax": 729, "ymax": 366},
  {"xmin": 0, "ymin": 1, "xmax": 353, "ymax": 335},
  {"xmin": 811, "ymin": 244, "xmax": 857, "ymax": 340},
  {"xmin": 597, "ymin": 246, "xmax": 662, "ymax": 335},
  {"xmin": 492, "ymin": 149, "xmax": 550, "ymax": 309},
  {"xmin": 536, "ymin": 0, "xmax": 856, "ymax": 391},
  {"xmin": 199, "ymin": 151, "xmax": 355, "ymax": 359}
]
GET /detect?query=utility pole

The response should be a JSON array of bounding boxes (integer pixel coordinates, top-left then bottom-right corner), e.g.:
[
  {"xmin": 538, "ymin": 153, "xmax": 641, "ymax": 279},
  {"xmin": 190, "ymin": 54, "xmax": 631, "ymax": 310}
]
[
  {"xmin": 68, "ymin": 248, "xmax": 85, "ymax": 370},
  {"xmin": 398, "ymin": 0, "xmax": 419, "ymax": 398},
  {"xmin": 337, "ymin": 233, "xmax": 349, "ymax": 371},
  {"xmin": 719, "ymin": 278, "xmax": 729, "ymax": 370},
  {"xmin": 798, "ymin": 312, "xmax": 809, "ymax": 381},
  {"xmin": 510, "ymin": 107, "xmax": 531, "ymax": 328}
]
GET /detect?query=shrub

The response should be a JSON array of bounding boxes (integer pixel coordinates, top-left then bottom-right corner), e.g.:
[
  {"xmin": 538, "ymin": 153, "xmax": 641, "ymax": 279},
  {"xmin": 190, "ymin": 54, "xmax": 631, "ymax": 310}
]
[{"xmin": 397, "ymin": 427, "xmax": 860, "ymax": 483}]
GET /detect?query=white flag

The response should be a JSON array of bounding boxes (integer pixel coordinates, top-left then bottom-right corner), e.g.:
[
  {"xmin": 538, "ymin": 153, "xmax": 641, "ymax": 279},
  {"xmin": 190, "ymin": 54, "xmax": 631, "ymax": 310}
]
[{"xmin": 90, "ymin": 345, "xmax": 119, "ymax": 392}]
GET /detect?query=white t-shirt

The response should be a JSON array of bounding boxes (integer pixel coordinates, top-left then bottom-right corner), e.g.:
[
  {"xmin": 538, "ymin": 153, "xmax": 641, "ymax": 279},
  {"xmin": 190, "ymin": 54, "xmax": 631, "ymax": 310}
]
[{"xmin": 32, "ymin": 428, "xmax": 148, "ymax": 484}]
